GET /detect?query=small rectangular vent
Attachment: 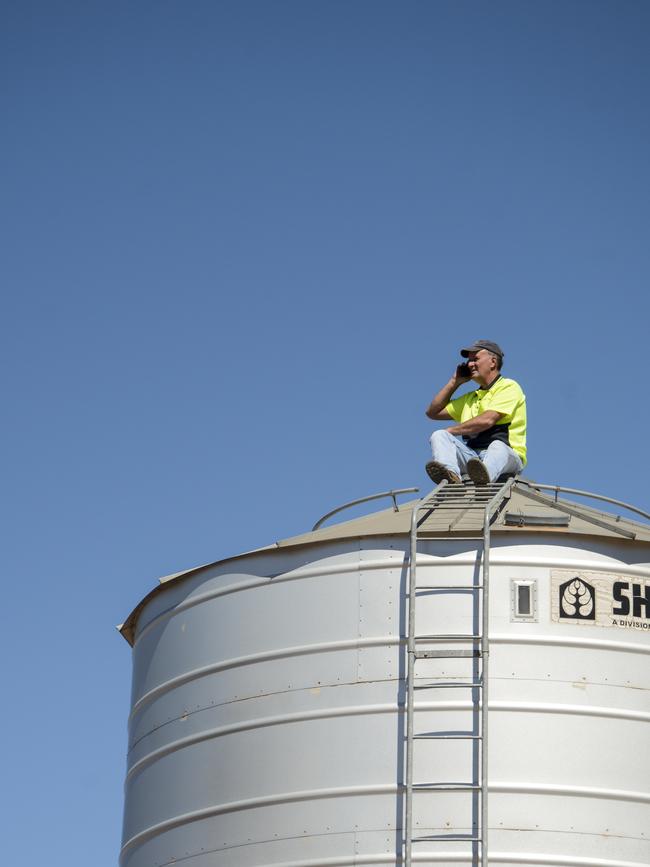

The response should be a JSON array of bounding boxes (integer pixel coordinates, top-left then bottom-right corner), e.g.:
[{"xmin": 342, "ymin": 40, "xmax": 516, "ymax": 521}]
[{"xmin": 511, "ymin": 579, "xmax": 537, "ymax": 621}]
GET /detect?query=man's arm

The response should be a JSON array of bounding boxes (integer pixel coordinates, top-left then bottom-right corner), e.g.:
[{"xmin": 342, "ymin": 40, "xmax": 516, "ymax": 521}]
[
  {"xmin": 446, "ymin": 410, "xmax": 503, "ymax": 437},
  {"xmin": 425, "ymin": 369, "xmax": 471, "ymax": 420}
]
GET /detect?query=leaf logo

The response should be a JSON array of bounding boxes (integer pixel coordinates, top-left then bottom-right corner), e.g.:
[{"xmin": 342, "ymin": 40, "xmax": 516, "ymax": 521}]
[{"xmin": 559, "ymin": 577, "xmax": 596, "ymax": 621}]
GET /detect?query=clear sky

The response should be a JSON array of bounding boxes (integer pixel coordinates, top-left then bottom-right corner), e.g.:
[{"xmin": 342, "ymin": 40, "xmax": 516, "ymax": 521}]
[{"xmin": 2, "ymin": 2, "xmax": 650, "ymax": 864}]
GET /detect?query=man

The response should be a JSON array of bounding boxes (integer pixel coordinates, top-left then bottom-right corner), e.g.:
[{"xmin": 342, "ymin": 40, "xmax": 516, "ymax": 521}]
[{"xmin": 425, "ymin": 339, "xmax": 527, "ymax": 486}]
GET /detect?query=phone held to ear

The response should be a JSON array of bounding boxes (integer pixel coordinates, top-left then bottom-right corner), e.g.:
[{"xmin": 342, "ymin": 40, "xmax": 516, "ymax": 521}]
[{"xmin": 457, "ymin": 362, "xmax": 471, "ymax": 377}]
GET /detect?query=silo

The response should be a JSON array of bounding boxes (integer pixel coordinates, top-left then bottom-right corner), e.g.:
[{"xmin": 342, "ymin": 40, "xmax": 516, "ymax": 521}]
[{"xmin": 119, "ymin": 478, "xmax": 650, "ymax": 867}]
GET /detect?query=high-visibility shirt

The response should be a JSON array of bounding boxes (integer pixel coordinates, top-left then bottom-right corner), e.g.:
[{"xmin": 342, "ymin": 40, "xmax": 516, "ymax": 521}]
[{"xmin": 446, "ymin": 375, "xmax": 527, "ymax": 465}]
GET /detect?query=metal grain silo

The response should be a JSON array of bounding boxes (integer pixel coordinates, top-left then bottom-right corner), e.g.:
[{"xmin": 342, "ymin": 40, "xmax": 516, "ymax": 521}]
[{"xmin": 119, "ymin": 478, "xmax": 650, "ymax": 867}]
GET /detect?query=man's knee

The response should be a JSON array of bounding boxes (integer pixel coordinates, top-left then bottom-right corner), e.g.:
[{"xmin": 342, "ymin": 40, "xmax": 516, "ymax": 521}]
[
  {"xmin": 484, "ymin": 441, "xmax": 521, "ymax": 473},
  {"xmin": 430, "ymin": 429, "xmax": 454, "ymax": 446}
]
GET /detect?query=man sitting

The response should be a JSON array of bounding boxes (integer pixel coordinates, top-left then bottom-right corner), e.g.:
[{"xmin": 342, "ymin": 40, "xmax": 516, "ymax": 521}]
[{"xmin": 425, "ymin": 340, "xmax": 527, "ymax": 486}]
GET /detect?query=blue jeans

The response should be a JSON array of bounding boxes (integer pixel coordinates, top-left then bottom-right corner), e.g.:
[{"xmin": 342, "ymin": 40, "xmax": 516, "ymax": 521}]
[{"xmin": 429, "ymin": 429, "xmax": 523, "ymax": 481}]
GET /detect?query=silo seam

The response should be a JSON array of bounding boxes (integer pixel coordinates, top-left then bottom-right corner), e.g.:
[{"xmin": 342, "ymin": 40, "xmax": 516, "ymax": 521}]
[
  {"xmin": 120, "ymin": 782, "xmax": 650, "ymax": 861},
  {"xmin": 152, "ymin": 851, "xmax": 649, "ymax": 867},
  {"xmin": 489, "ymin": 634, "xmax": 650, "ymax": 655},
  {"xmin": 130, "ymin": 631, "xmax": 650, "ymax": 720},
  {"xmin": 121, "ymin": 784, "xmax": 398, "ymax": 858},
  {"xmin": 127, "ymin": 702, "xmax": 397, "ymax": 779},
  {"xmin": 126, "ymin": 700, "xmax": 650, "ymax": 781},
  {"xmin": 128, "ymin": 678, "xmax": 649, "ymax": 755},
  {"xmin": 150, "ymin": 839, "xmax": 650, "ymax": 867},
  {"xmin": 129, "ymin": 636, "xmax": 402, "ymax": 721}
]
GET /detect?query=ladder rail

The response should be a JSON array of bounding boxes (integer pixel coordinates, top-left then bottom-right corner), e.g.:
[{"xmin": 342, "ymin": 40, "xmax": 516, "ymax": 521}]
[
  {"xmin": 404, "ymin": 475, "xmax": 517, "ymax": 867},
  {"xmin": 404, "ymin": 481, "xmax": 448, "ymax": 866},
  {"xmin": 479, "ymin": 475, "xmax": 515, "ymax": 866}
]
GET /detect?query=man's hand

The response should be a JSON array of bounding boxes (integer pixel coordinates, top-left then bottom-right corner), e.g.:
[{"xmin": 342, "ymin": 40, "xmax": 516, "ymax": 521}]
[
  {"xmin": 426, "ymin": 368, "xmax": 468, "ymax": 420},
  {"xmin": 446, "ymin": 410, "xmax": 503, "ymax": 437}
]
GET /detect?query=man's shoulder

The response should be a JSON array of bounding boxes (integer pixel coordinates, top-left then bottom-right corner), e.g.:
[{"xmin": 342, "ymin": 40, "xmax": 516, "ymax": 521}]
[{"xmin": 494, "ymin": 376, "xmax": 524, "ymax": 394}]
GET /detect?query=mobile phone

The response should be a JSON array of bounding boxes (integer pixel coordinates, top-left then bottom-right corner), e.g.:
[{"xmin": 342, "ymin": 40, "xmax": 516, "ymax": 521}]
[{"xmin": 457, "ymin": 362, "xmax": 471, "ymax": 377}]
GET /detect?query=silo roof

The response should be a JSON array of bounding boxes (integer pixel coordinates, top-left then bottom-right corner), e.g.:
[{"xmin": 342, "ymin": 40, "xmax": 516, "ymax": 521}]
[
  {"xmin": 277, "ymin": 481, "xmax": 650, "ymax": 546},
  {"xmin": 119, "ymin": 479, "xmax": 650, "ymax": 645}
]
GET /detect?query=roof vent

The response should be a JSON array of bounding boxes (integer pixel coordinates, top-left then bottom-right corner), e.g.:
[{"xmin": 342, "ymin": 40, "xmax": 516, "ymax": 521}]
[{"xmin": 505, "ymin": 509, "xmax": 570, "ymax": 528}]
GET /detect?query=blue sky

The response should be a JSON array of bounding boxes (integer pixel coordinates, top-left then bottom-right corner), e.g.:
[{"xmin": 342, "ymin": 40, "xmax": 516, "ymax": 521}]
[{"xmin": 2, "ymin": 2, "xmax": 650, "ymax": 864}]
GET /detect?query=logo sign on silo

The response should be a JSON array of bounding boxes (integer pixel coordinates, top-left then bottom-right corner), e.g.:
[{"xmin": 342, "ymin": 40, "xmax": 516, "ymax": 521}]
[
  {"xmin": 559, "ymin": 576, "xmax": 595, "ymax": 621},
  {"xmin": 551, "ymin": 570, "xmax": 650, "ymax": 634}
]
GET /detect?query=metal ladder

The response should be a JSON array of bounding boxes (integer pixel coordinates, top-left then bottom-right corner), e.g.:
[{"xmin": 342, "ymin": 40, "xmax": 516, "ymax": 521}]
[{"xmin": 403, "ymin": 476, "xmax": 517, "ymax": 866}]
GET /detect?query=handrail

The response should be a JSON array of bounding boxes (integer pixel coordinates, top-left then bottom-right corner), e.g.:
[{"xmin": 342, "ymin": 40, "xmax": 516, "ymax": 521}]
[
  {"xmin": 312, "ymin": 487, "xmax": 419, "ymax": 531},
  {"xmin": 518, "ymin": 480, "xmax": 650, "ymax": 523}
]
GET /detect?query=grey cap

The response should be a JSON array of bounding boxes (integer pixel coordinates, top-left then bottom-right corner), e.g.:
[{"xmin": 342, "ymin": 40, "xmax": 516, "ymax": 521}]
[{"xmin": 460, "ymin": 339, "xmax": 504, "ymax": 359}]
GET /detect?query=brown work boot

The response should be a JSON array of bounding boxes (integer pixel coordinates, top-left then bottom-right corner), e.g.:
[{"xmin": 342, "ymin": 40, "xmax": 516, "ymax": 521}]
[
  {"xmin": 467, "ymin": 458, "xmax": 491, "ymax": 486},
  {"xmin": 425, "ymin": 460, "xmax": 461, "ymax": 485}
]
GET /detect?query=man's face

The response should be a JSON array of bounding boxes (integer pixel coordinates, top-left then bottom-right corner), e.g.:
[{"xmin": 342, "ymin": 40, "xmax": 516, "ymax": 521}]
[{"xmin": 467, "ymin": 349, "xmax": 497, "ymax": 383}]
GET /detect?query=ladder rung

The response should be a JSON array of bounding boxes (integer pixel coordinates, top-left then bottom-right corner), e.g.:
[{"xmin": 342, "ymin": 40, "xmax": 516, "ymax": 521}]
[
  {"xmin": 417, "ymin": 584, "xmax": 482, "ymax": 590},
  {"xmin": 418, "ymin": 501, "xmax": 492, "ymax": 509},
  {"xmin": 422, "ymin": 489, "xmax": 502, "ymax": 499},
  {"xmin": 423, "ymin": 485, "xmax": 496, "ymax": 503},
  {"xmin": 418, "ymin": 534, "xmax": 484, "ymax": 540},
  {"xmin": 414, "ymin": 681, "xmax": 482, "ymax": 689},
  {"xmin": 415, "ymin": 649, "xmax": 481, "ymax": 658},
  {"xmin": 418, "ymin": 500, "xmax": 498, "ymax": 515},
  {"xmin": 419, "ymin": 505, "xmax": 498, "ymax": 513},
  {"xmin": 423, "ymin": 490, "xmax": 499, "ymax": 495},
  {"xmin": 412, "ymin": 783, "xmax": 481, "ymax": 792},
  {"xmin": 413, "ymin": 734, "xmax": 481, "ymax": 740},
  {"xmin": 420, "ymin": 504, "xmax": 493, "ymax": 510},
  {"xmin": 424, "ymin": 495, "xmax": 497, "ymax": 500},
  {"xmin": 412, "ymin": 835, "xmax": 482, "ymax": 843},
  {"xmin": 425, "ymin": 497, "xmax": 502, "ymax": 503},
  {"xmin": 435, "ymin": 486, "xmax": 503, "ymax": 492},
  {"xmin": 422, "ymin": 492, "xmax": 495, "ymax": 498},
  {"xmin": 415, "ymin": 634, "xmax": 482, "ymax": 641},
  {"xmin": 425, "ymin": 485, "xmax": 503, "ymax": 493}
]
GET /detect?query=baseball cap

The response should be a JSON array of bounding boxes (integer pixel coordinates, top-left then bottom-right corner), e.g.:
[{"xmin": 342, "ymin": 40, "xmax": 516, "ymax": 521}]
[{"xmin": 460, "ymin": 340, "xmax": 504, "ymax": 359}]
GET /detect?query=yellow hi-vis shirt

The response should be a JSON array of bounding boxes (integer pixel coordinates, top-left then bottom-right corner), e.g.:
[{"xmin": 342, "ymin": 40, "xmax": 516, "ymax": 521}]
[{"xmin": 446, "ymin": 376, "xmax": 527, "ymax": 466}]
